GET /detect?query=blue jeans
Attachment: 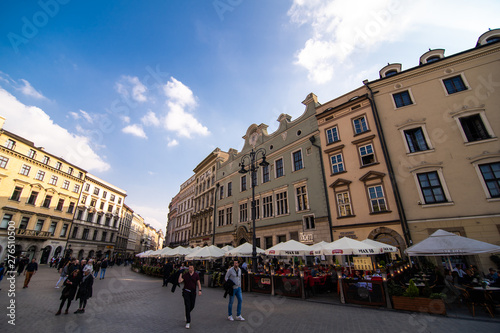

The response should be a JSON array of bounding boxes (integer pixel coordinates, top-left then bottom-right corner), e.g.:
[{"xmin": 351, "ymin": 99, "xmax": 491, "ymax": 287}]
[
  {"xmin": 228, "ymin": 287, "xmax": 242, "ymax": 316},
  {"xmin": 100, "ymin": 268, "xmax": 106, "ymax": 279}
]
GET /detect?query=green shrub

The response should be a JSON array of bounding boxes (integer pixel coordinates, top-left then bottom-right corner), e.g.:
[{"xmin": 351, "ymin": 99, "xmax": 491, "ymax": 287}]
[{"xmin": 403, "ymin": 279, "xmax": 419, "ymax": 298}]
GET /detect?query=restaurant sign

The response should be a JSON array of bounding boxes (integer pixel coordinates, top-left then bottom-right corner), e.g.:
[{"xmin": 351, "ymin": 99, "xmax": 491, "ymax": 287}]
[
  {"xmin": 353, "ymin": 256, "xmax": 373, "ymax": 271},
  {"xmin": 299, "ymin": 232, "xmax": 313, "ymax": 243},
  {"xmin": 260, "ymin": 278, "xmax": 271, "ymax": 285},
  {"xmin": 16, "ymin": 229, "xmax": 51, "ymax": 238},
  {"xmin": 331, "ymin": 249, "xmax": 343, "ymax": 254},
  {"xmin": 284, "ymin": 251, "xmax": 300, "ymax": 255}
]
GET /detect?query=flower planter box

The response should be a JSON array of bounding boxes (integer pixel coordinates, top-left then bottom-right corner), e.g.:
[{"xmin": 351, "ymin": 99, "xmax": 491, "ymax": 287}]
[{"xmin": 392, "ymin": 296, "xmax": 446, "ymax": 315}]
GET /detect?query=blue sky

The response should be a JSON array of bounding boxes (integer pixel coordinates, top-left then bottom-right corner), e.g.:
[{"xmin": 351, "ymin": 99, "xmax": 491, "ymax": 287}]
[{"xmin": 0, "ymin": 0, "xmax": 498, "ymax": 231}]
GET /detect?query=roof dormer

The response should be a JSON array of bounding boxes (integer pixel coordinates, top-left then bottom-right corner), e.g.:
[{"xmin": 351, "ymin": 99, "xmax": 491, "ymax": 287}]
[
  {"xmin": 379, "ymin": 63, "xmax": 401, "ymax": 79},
  {"xmin": 419, "ymin": 49, "xmax": 445, "ymax": 65},
  {"xmin": 476, "ymin": 28, "xmax": 500, "ymax": 47}
]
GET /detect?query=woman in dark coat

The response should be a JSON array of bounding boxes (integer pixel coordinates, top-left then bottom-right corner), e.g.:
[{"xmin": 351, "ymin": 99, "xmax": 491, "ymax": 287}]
[
  {"xmin": 75, "ymin": 268, "xmax": 94, "ymax": 314},
  {"xmin": 56, "ymin": 269, "xmax": 80, "ymax": 315}
]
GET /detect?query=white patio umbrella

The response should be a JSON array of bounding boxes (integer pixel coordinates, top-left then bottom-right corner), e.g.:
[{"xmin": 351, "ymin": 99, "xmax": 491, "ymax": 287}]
[
  {"xmin": 221, "ymin": 245, "xmax": 234, "ymax": 252},
  {"xmin": 265, "ymin": 239, "xmax": 312, "ymax": 256},
  {"xmin": 147, "ymin": 248, "xmax": 164, "ymax": 257},
  {"xmin": 137, "ymin": 250, "xmax": 153, "ymax": 258},
  {"xmin": 165, "ymin": 246, "xmax": 192, "ymax": 257},
  {"xmin": 309, "ymin": 241, "xmax": 331, "ymax": 256},
  {"xmin": 321, "ymin": 237, "xmax": 383, "ymax": 255},
  {"xmin": 224, "ymin": 242, "xmax": 265, "ymax": 257},
  {"xmin": 157, "ymin": 247, "xmax": 172, "ymax": 257},
  {"xmin": 405, "ymin": 229, "xmax": 500, "ymax": 270},
  {"xmin": 361, "ymin": 239, "xmax": 398, "ymax": 253},
  {"xmin": 185, "ymin": 245, "xmax": 226, "ymax": 260}
]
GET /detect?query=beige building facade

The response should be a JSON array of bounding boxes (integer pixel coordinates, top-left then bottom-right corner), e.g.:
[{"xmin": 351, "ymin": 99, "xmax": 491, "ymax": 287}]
[
  {"xmin": 365, "ymin": 29, "xmax": 500, "ymax": 271},
  {"xmin": 0, "ymin": 117, "xmax": 85, "ymax": 263}
]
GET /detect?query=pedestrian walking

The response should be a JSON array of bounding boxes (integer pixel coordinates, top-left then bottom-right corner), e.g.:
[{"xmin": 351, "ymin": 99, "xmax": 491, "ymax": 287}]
[
  {"xmin": 75, "ymin": 268, "xmax": 94, "ymax": 314},
  {"xmin": 17, "ymin": 257, "xmax": 27, "ymax": 276},
  {"xmin": 225, "ymin": 260, "xmax": 245, "ymax": 321},
  {"xmin": 178, "ymin": 263, "xmax": 202, "ymax": 329},
  {"xmin": 93, "ymin": 260, "xmax": 101, "ymax": 279},
  {"xmin": 55, "ymin": 261, "xmax": 70, "ymax": 288},
  {"xmin": 162, "ymin": 260, "xmax": 173, "ymax": 287},
  {"xmin": 100, "ymin": 258, "xmax": 108, "ymax": 279},
  {"xmin": 23, "ymin": 259, "xmax": 38, "ymax": 288},
  {"xmin": 55, "ymin": 269, "xmax": 81, "ymax": 315}
]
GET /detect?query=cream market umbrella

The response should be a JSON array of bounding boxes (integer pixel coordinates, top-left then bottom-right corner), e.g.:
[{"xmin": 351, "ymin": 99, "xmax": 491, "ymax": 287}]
[
  {"xmin": 265, "ymin": 239, "xmax": 312, "ymax": 256},
  {"xmin": 185, "ymin": 245, "xmax": 226, "ymax": 260},
  {"xmin": 137, "ymin": 250, "xmax": 153, "ymax": 258},
  {"xmin": 147, "ymin": 248, "xmax": 164, "ymax": 257},
  {"xmin": 361, "ymin": 239, "xmax": 398, "ymax": 253},
  {"xmin": 165, "ymin": 246, "xmax": 192, "ymax": 257},
  {"xmin": 405, "ymin": 229, "xmax": 500, "ymax": 256},
  {"xmin": 221, "ymin": 245, "xmax": 234, "ymax": 252},
  {"xmin": 224, "ymin": 242, "xmax": 265, "ymax": 257},
  {"xmin": 321, "ymin": 237, "xmax": 383, "ymax": 255},
  {"xmin": 157, "ymin": 247, "xmax": 172, "ymax": 257},
  {"xmin": 309, "ymin": 241, "xmax": 331, "ymax": 256}
]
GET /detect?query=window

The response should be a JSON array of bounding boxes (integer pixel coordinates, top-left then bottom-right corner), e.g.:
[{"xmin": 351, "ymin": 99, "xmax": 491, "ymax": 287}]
[
  {"xmin": 278, "ymin": 235, "xmax": 286, "ymax": 243},
  {"xmin": 27, "ymin": 191, "xmax": 38, "ymax": 205},
  {"xmin": 218, "ymin": 208, "xmax": 225, "ymax": 226},
  {"xmin": 276, "ymin": 191, "xmax": 288, "ymax": 216},
  {"xmin": 76, "ymin": 210, "xmax": 83, "ymax": 220},
  {"xmin": 86, "ymin": 212, "xmax": 94, "ymax": 223},
  {"xmin": 304, "ymin": 215, "xmax": 315, "ymax": 230},
  {"xmin": 275, "ymin": 158, "xmax": 284, "ymax": 178},
  {"xmin": 118, "ymin": 197, "xmax": 122, "ymax": 204},
  {"xmin": 94, "ymin": 187, "xmax": 100, "ymax": 195},
  {"xmin": 0, "ymin": 214, "xmax": 13, "ymax": 229},
  {"xmin": 55, "ymin": 161, "xmax": 62, "ymax": 170},
  {"xmin": 5, "ymin": 139, "xmax": 15, "ymax": 149},
  {"xmin": 108, "ymin": 204, "xmax": 113, "ymax": 212},
  {"xmin": 296, "ymin": 185, "xmax": 308, "ymax": 211},
  {"xmin": 262, "ymin": 165, "xmax": 270, "ymax": 183},
  {"xmin": 105, "ymin": 217, "xmax": 111, "ymax": 226},
  {"xmin": 90, "ymin": 198, "xmax": 97, "ymax": 207},
  {"xmin": 226, "ymin": 207, "xmax": 232, "ymax": 224},
  {"xmin": 60, "ymin": 224, "xmax": 68, "ymax": 237},
  {"xmin": 20, "ymin": 164, "xmax": 31, "ymax": 176},
  {"xmin": 404, "ymin": 128, "xmax": 429, "ymax": 152},
  {"xmin": 0, "ymin": 156, "xmax": 8, "ymax": 168},
  {"xmin": 359, "ymin": 144, "xmax": 375, "ymax": 166},
  {"xmin": 385, "ymin": 70, "xmax": 397, "ymax": 77},
  {"xmin": 253, "ymin": 199, "xmax": 260, "ymax": 220},
  {"xmin": 330, "ymin": 153, "xmax": 345, "ymax": 174},
  {"xmin": 42, "ymin": 195, "xmax": 52, "ymax": 208},
  {"xmin": 100, "ymin": 202, "xmax": 104, "ymax": 210},
  {"xmin": 459, "ymin": 114, "xmax": 491, "ymax": 142},
  {"xmin": 35, "ymin": 219, "xmax": 44, "ymax": 231},
  {"xmin": 19, "ymin": 217, "xmax": 29, "ymax": 229},
  {"xmin": 72, "ymin": 226, "xmax": 78, "ymax": 238},
  {"xmin": 417, "ymin": 171, "xmax": 447, "ymax": 204},
  {"xmin": 110, "ymin": 233, "xmax": 114, "ymax": 243},
  {"xmin": 67, "ymin": 202, "xmax": 75, "ymax": 214},
  {"xmin": 62, "ymin": 180, "xmax": 70, "ymax": 190},
  {"xmin": 73, "ymin": 184, "xmax": 80, "ymax": 193},
  {"xmin": 49, "ymin": 222, "xmax": 57, "ymax": 236},
  {"xmin": 110, "ymin": 194, "xmax": 115, "ymax": 202},
  {"xmin": 239, "ymin": 203, "xmax": 248, "ymax": 222},
  {"xmin": 49, "ymin": 175, "xmax": 58, "ymax": 185},
  {"xmin": 326, "ymin": 126, "xmax": 339, "ymax": 144},
  {"xmin": 293, "ymin": 150, "xmax": 303, "ymax": 171},
  {"xmin": 337, "ymin": 192, "xmax": 353, "ymax": 217},
  {"xmin": 35, "ymin": 170, "xmax": 45, "ymax": 181},
  {"xmin": 10, "ymin": 186, "xmax": 23, "ymax": 201},
  {"xmin": 80, "ymin": 195, "xmax": 87, "ymax": 204},
  {"xmin": 67, "ymin": 167, "xmax": 73, "ymax": 175},
  {"xmin": 219, "ymin": 185, "xmax": 224, "ymax": 200},
  {"xmin": 265, "ymin": 237, "xmax": 273, "ymax": 250},
  {"xmin": 241, "ymin": 175, "xmax": 247, "ymax": 192},
  {"xmin": 78, "ymin": 172, "xmax": 83, "ymax": 179},
  {"xmin": 368, "ymin": 185, "xmax": 387, "ymax": 212},
  {"xmin": 263, "ymin": 195, "xmax": 273, "ymax": 218},
  {"xmin": 101, "ymin": 231, "xmax": 107, "ymax": 242},
  {"xmin": 353, "ymin": 116, "xmax": 368, "ymax": 134},
  {"xmin": 393, "ymin": 91, "xmax": 413, "ymax": 108},
  {"xmin": 479, "ymin": 162, "xmax": 500, "ymax": 198},
  {"xmin": 56, "ymin": 198, "xmax": 64, "ymax": 211},
  {"xmin": 28, "ymin": 149, "xmax": 36, "ymax": 159},
  {"xmin": 443, "ymin": 75, "xmax": 467, "ymax": 94},
  {"xmin": 92, "ymin": 230, "xmax": 98, "ymax": 241},
  {"xmin": 82, "ymin": 228, "xmax": 89, "ymax": 240},
  {"xmin": 227, "ymin": 182, "xmax": 232, "ymax": 196},
  {"xmin": 96, "ymin": 214, "xmax": 103, "ymax": 224},
  {"xmin": 84, "ymin": 183, "xmax": 90, "ymax": 192},
  {"xmin": 42, "ymin": 156, "xmax": 50, "ymax": 164},
  {"xmin": 102, "ymin": 191, "xmax": 107, "ymax": 198}
]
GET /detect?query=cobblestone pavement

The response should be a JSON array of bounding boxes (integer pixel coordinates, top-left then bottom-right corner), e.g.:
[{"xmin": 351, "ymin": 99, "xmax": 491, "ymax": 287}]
[{"xmin": 1, "ymin": 265, "xmax": 499, "ymax": 333}]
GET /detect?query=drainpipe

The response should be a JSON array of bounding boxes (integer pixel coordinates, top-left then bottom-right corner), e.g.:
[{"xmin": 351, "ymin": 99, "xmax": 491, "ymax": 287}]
[
  {"xmin": 363, "ymin": 81, "xmax": 412, "ymax": 247},
  {"xmin": 310, "ymin": 135, "xmax": 334, "ymax": 242}
]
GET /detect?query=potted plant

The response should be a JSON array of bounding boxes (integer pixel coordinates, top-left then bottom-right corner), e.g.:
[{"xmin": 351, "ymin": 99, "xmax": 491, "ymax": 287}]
[{"xmin": 391, "ymin": 279, "xmax": 446, "ymax": 315}]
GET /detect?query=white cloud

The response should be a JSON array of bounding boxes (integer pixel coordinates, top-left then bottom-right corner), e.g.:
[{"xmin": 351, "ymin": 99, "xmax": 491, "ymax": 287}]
[
  {"xmin": 167, "ymin": 138, "xmax": 179, "ymax": 147},
  {"xmin": 141, "ymin": 110, "xmax": 160, "ymax": 127},
  {"xmin": 121, "ymin": 115, "xmax": 131, "ymax": 124},
  {"xmin": 115, "ymin": 75, "xmax": 148, "ymax": 102},
  {"xmin": 0, "ymin": 88, "xmax": 110, "ymax": 172},
  {"xmin": 127, "ymin": 204, "xmax": 166, "ymax": 231},
  {"xmin": 79, "ymin": 109, "xmax": 93, "ymax": 123},
  {"xmin": 122, "ymin": 124, "xmax": 147, "ymax": 139},
  {"xmin": 288, "ymin": 0, "xmax": 417, "ymax": 83},
  {"xmin": 162, "ymin": 77, "xmax": 209, "ymax": 138},
  {"xmin": 19, "ymin": 79, "xmax": 46, "ymax": 99}
]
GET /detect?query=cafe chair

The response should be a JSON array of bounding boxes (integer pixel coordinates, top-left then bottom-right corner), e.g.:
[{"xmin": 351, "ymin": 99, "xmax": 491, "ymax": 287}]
[{"xmin": 464, "ymin": 288, "xmax": 494, "ymax": 318}]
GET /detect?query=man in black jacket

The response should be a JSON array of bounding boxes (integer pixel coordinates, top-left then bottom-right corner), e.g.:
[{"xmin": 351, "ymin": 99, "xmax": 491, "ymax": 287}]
[
  {"xmin": 162, "ymin": 260, "xmax": 174, "ymax": 287},
  {"xmin": 23, "ymin": 259, "xmax": 38, "ymax": 288}
]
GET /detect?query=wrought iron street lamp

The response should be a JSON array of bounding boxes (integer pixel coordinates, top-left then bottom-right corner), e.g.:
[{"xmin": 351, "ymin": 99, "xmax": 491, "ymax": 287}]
[{"xmin": 238, "ymin": 148, "xmax": 269, "ymax": 273}]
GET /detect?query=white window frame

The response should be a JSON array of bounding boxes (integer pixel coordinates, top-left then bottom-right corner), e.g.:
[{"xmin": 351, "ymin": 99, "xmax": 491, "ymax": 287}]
[
  {"xmin": 326, "ymin": 126, "xmax": 340, "ymax": 144},
  {"xmin": 358, "ymin": 143, "xmax": 376, "ymax": 166},
  {"xmin": 291, "ymin": 149, "xmax": 304, "ymax": 172},
  {"xmin": 367, "ymin": 185, "xmax": 388, "ymax": 213},
  {"xmin": 398, "ymin": 123, "xmax": 434, "ymax": 155},
  {"xmin": 336, "ymin": 191, "xmax": 353, "ymax": 217},
  {"xmin": 330, "ymin": 152, "xmax": 345, "ymax": 174},
  {"xmin": 472, "ymin": 157, "xmax": 500, "ymax": 201},
  {"xmin": 35, "ymin": 170, "xmax": 45, "ymax": 181},
  {"xmin": 295, "ymin": 184, "xmax": 309, "ymax": 212},
  {"xmin": 49, "ymin": 175, "xmax": 58, "ymax": 185},
  {"xmin": 353, "ymin": 115, "xmax": 369, "ymax": 135},
  {"xmin": 275, "ymin": 157, "xmax": 284, "ymax": 178},
  {"xmin": 451, "ymin": 109, "xmax": 496, "ymax": 145},
  {"xmin": 440, "ymin": 72, "xmax": 470, "ymax": 96},
  {"xmin": 240, "ymin": 174, "xmax": 247, "ymax": 192},
  {"xmin": 411, "ymin": 167, "xmax": 453, "ymax": 207},
  {"xmin": 391, "ymin": 89, "xmax": 415, "ymax": 109},
  {"xmin": 275, "ymin": 190, "xmax": 289, "ymax": 216},
  {"xmin": 303, "ymin": 214, "xmax": 316, "ymax": 230}
]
